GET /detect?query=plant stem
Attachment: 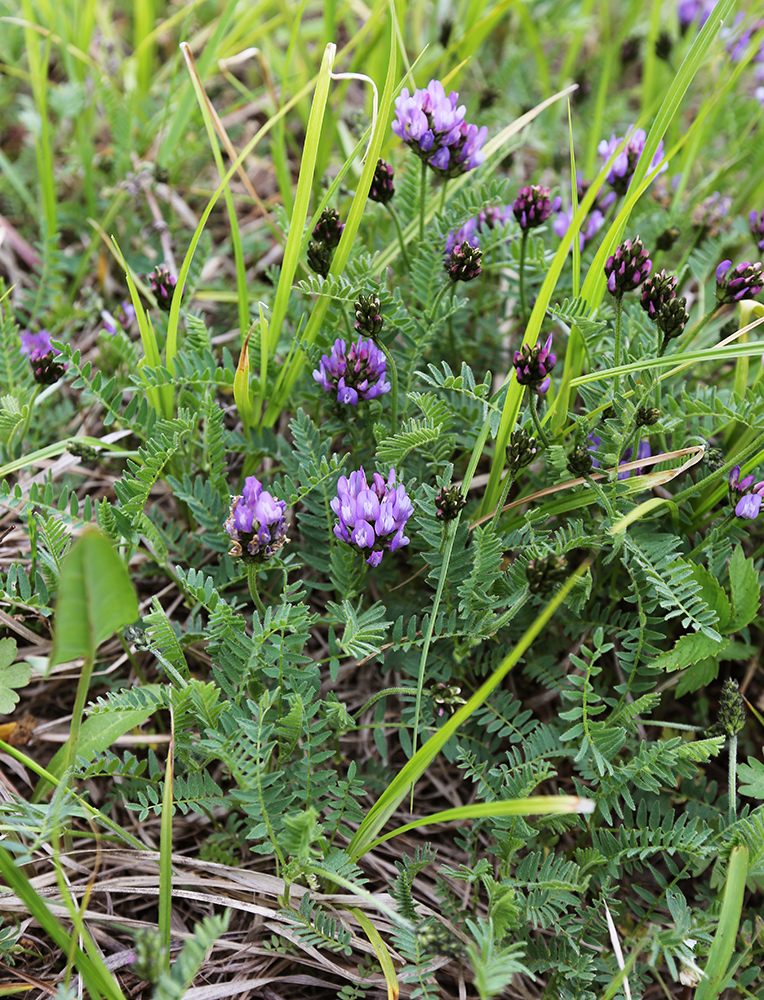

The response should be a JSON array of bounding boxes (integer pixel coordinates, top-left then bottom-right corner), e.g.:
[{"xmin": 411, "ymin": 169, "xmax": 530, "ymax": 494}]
[
  {"xmin": 355, "ymin": 687, "xmax": 418, "ymax": 719},
  {"xmin": 519, "ymin": 229, "xmax": 529, "ymax": 322},
  {"xmin": 728, "ymin": 732, "xmax": 738, "ymax": 826},
  {"xmin": 428, "ymin": 279, "xmax": 454, "ymax": 323},
  {"xmin": 247, "ymin": 564, "xmax": 267, "ymax": 617},
  {"xmin": 584, "ymin": 472, "xmax": 617, "ymax": 522},
  {"xmin": 528, "ymin": 389, "xmax": 550, "ymax": 449},
  {"xmin": 440, "ymin": 179, "xmax": 448, "ymax": 212},
  {"xmin": 490, "ymin": 470, "xmax": 515, "ymax": 532},
  {"xmin": 419, "ymin": 159, "xmax": 428, "ymax": 242},
  {"xmin": 378, "ymin": 339, "xmax": 398, "ymax": 431},
  {"xmin": 613, "ymin": 293, "xmax": 624, "ymax": 398},
  {"xmin": 387, "ymin": 204, "xmax": 411, "ymax": 269}
]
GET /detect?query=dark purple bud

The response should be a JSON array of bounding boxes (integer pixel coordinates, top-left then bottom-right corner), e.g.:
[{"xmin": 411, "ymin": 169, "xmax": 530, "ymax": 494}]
[
  {"xmin": 369, "ymin": 159, "xmax": 395, "ymax": 205},
  {"xmin": 512, "ymin": 185, "xmax": 552, "ymax": 231},
  {"xmin": 656, "ymin": 295, "xmax": 689, "ymax": 343},
  {"xmin": 148, "ymin": 264, "xmax": 178, "ymax": 312},
  {"xmin": 312, "ymin": 208, "xmax": 344, "ymax": 248},
  {"xmin": 507, "ymin": 427, "xmax": 538, "ymax": 472},
  {"xmin": 354, "ymin": 294, "xmax": 383, "ymax": 340},
  {"xmin": 513, "ymin": 333, "xmax": 557, "ymax": 388},
  {"xmin": 446, "ymin": 240, "xmax": 482, "ymax": 282},
  {"xmin": 307, "ymin": 240, "xmax": 334, "ymax": 278},
  {"xmin": 434, "ymin": 484, "xmax": 466, "ymax": 522},
  {"xmin": 640, "ymin": 268, "xmax": 677, "ymax": 318},
  {"xmin": 749, "ymin": 209, "xmax": 764, "ymax": 253},
  {"xmin": 715, "ymin": 260, "xmax": 764, "ymax": 305},
  {"xmin": 604, "ymin": 236, "xmax": 652, "ymax": 297}
]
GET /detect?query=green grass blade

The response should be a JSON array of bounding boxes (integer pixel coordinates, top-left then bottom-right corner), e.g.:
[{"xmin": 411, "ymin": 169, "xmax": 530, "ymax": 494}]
[
  {"xmin": 695, "ymin": 845, "xmax": 748, "ymax": 1000},
  {"xmin": 347, "ymin": 555, "xmax": 592, "ymax": 862},
  {"xmin": 158, "ymin": 730, "xmax": 175, "ymax": 974},
  {"xmin": 0, "ymin": 845, "xmax": 127, "ymax": 1000}
]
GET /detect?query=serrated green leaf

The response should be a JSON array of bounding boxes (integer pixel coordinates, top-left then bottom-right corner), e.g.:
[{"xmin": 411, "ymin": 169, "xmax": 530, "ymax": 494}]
[
  {"xmin": 727, "ymin": 545, "xmax": 760, "ymax": 633},
  {"xmin": 675, "ymin": 658, "xmax": 719, "ymax": 698},
  {"xmin": 689, "ymin": 564, "xmax": 731, "ymax": 633},
  {"xmin": 49, "ymin": 528, "xmax": 139, "ymax": 669},
  {"xmin": 652, "ymin": 632, "xmax": 728, "ymax": 673},
  {"xmin": 738, "ymin": 757, "xmax": 764, "ymax": 799}
]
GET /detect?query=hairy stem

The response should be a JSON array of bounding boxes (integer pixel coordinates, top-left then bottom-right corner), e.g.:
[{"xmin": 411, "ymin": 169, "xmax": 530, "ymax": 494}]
[
  {"xmin": 519, "ymin": 229, "xmax": 529, "ymax": 322},
  {"xmin": 528, "ymin": 389, "xmax": 550, "ymax": 449}
]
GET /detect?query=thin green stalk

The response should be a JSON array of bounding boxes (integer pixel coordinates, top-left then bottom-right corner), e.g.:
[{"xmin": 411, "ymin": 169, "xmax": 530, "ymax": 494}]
[
  {"xmin": 409, "ymin": 517, "xmax": 460, "ymax": 809},
  {"xmin": 420, "ymin": 159, "xmax": 428, "ymax": 242},
  {"xmin": 613, "ymin": 293, "xmax": 624, "ymax": 398},
  {"xmin": 528, "ymin": 389, "xmax": 550, "ymax": 449},
  {"xmin": 518, "ymin": 229, "xmax": 529, "ymax": 322},
  {"xmin": 7, "ymin": 386, "xmax": 41, "ymax": 455},
  {"xmin": 63, "ymin": 655, "xmax": 95, "ymax": 785},
  {"xmin": 728, "ymin": 733, "xmax": 738, "ymax": 827},
  {"xmin": 378, "ymin": 339, "xmax": 398, "ymax": 431},
  {"xmin": 671, "ymin": 429, "xmax": 764, "ymax": 510},
  {"xmin": 355, "ymin": 687, "xmax": 417, "ymax": 719},
  {"xmin": 490, "ymin": 470, "xmax": 515, "ymax": 532},
  {"xmin": 428, "ymin": 278, "xmax": 454, "ymax": 322},
  {"xmin": 584, "ymin": 472, "xmax": 617, "ymax": 522},
  {"xmin": 387, "ymin": 203, "xmax": 411, "ymax": 269},
  {"xmin": 158, "ymin": 725, "xmax": 174, "ymax": 974},
  {"xmin": 248, "ymin": 564, "xmax": 267, "ymax": 618},
  {"xmin": 439, "ymin": 179, "xmax": 448, "ymax": 212}
]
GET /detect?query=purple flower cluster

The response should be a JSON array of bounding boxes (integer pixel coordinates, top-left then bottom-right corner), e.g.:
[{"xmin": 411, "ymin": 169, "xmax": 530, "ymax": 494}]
[
  {"xmin": 313, "ymin": 337, "xmax": 390, "ymax": 406},
  {"xmin": 225, "ymin": 476, "xmax": 288, "ymax": 562},
  {"xmin": 715, "ymin": 260, "xmax": 764, "ymax": 304},
  {"xmin": 332, "ymin": 468, "xmax": 413, "ymax": 566},
  {"xmin": 729, "ymin": 465, "xmax": 764, "ymax": 519},
  {"xmin": 513, "ymin": 333, "xmax": 557, "ymax": 392},
  {"xmin": 443, "ymin": 205, "xmax": 513, "ymax": 259},
  {"xmin": 604, "ymin": 237, "xmax": 652, "ymax": 297},
  {"xmin": 149, "ymin": 264, "xmax": 178, "ymax": 312},
  {"xmin": 597, "ymin": 127, "xmax": 667, "ymax": 196},
  {"xmin": 551, "ymin": 181, "xmax": 616, "ymax": 252},
  {"xmin": 392, "ymin": 80, "xmax": 486, "ymax": 178},
  {"xmin": 20, "ymin": 329, "xmax": 57, "ymax": 360},
  {"xmin": 101, "ymin": 300, "xmax": 136, "ymax": 336},
  {"xmin": 749, "ymin": 209, "xmax": 764, "ymax": 253},
  {"xmin": 678, "ymin": 0, "xmax": 714, "ymax": 33},
  {"xmin": 512, "ymin": 185, "xmax": 553, "ymax": 231}
]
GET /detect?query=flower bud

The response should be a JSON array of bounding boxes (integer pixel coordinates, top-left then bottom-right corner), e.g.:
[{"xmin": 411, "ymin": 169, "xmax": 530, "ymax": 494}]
[
  {"xmin": 513, "ymin": 334, "xmax": 557, "ymax": 388},
  {"xmin": 709, "ymin": 678, "xmax": 746, "ymax": 739},
  {"xmin": 655, "ymin": 30, "xmax": 673, "ymax": 61},
  {"xmin": 655, "ymin": 225, "xmax": 680, "ymax": 251},
  {"xmin": 512, "ymin": 184, "xmax": 553, "ymax": 231},
  {"xmin": 434, "ymin": 484, "xmax": 466, "ymax": 521},
  {"xmin": 446, "ymin": 240, "xmax": 482, "ymax": 281},
  {"xmin": 716, "ymin": 260, "xmax": 764, "ymax": 305},
  {"xmin": 567, "ymin": 444, "xmax": 594, "ymax": 477},
  {"xmin": 32, "ymin": 352, "xmax": 67, "ymax": 385},
  {"xmin": 148, "ymin": 264, "xmax": 177, "ymax": 312},
  {"xmin": 703, "ymin": 446, "xmax": 725, "ymax": 471},
  {"xmin": 369, "ymin": 159, "xmax": 395, "ymax": 205},
  {"xmin": 307, "ymin": 240, "xmax": 334, "ymax": 278},
  {"xmin": 354, "ymin": 293, "xmax": 383, "ymax": 340},
  {"xmin": 636, "ymin": 405, "xmax": 661, "ymax": 427},
  {"xmin": 640, "ymin": 268, "xmax": 677, "ymax": 319},
  {"xmin": 656, "ymin": 295, "xmax": 690, "ymax": 342},
  {"xmin": 430, "ymin": 682, "xmax": 466, "ymax": 717},
  {"xmin": 507, "ymin": 427, "xmax": 538, "ymax": 472},
  {"xmin": 312, "ymin": 208, "xmax": 344, "ymax": 248},
  {"xmin": 749, "ymin": 209, "xmax": 764, "ymax": 253},
  {"xmin": 604, "ymin": 237, "xmax": 652, "ymax": 297}
]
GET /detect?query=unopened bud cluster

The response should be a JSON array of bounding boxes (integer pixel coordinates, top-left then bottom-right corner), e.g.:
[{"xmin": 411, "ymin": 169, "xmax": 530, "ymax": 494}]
[
  {"xmin": 369, "ymin": 159, "xmax": 395, "ymax": 205},
  {"xmin": 446, "ymin": 240, "xmax": 482, "ymax": 282},
  {"xmin": 507, "ymin": 427, "xmax": 538, "ymax": 472},
  {"xmin": 513, "ymin": 334, "xmax": 556, "ymax": 391},
  {"xmin": 715, "ymin": 260, "xmax": 764, "ymax": 305},
  {"xmin": 148, "ymin": 264, "xmax": 177, "ymax": 312},
  {"xmin": 567, "ymin": 443, "xmax": 594, "ymax": 478},
  {"xmin": 636, "ymin": 405, "xmax": 661, "ymax": 427},
  {"xmin": 354, "ymin": 294, "xmax": 383, "ymax": 340},
  {"xmin": 638, "ymin": 264, "xmax": 688, "ymax": 348},
  {"xmin": 604, "ymin": 237, "xmax": 652, "ymax": 297},
  {"xmin": 707, "ymin": 678, "xmax": 746, "ymax": 739},
  {"xmin": 308, "ymin": 208, "xmax": 345, "ymax": 278},
  {"xmin": 512, "ymin": 184, "xmax": 553, "ymax": 231},
  {"xmin": 434, "ymin": 484, "xmax": 466, "ymax": 521}
]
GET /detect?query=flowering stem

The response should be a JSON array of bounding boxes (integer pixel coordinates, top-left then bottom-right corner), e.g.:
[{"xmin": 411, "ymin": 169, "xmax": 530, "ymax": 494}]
[
  {"xmin": 387, "ymin": 204, "xmax": 411, "ymax": 270},
  {"xmin": 428, "ymin": 279, "xmax": 454, "ymax": 324},
  {"xmin": 8, "ymin": 385, "xmax": 41, "ymax": 454},
  {"xmin": 490, "ymin": 470, "xmax": 515, "ymax": 532},
  {"xmin": 728, "ymin": 733, "xmax": 738, "ymax": 827},
  {"xmin": 527, "ymin": 389, "xmax": 550, "ymax": 449},
  {"xmin": 247, "ymin": 564, "xmax": 267, "ymax": 618},
  {"xmin": 419, "ymin": 160, "xmax": 428, "ymax": 242},
  {"xmin": 613, "ymin": 293, "xmax": 624, "ymax": 398},
  {"xmin": 439, "ymin": 180, "xmax": 448, "ymax": 213},
  {"xmin": 378, "ymin": 340, "xmax": 398, "ymax": 431},
  {"xmin": 410, "ymin": 516, "xmax": 460, "ymax": 809},
  {"xmin": 355, "ymin": 687, "xmax": 418, "ymax": 720},
  {"xmin": 518, "ymin": 229, "xmax": 528, "ymax": 322}
]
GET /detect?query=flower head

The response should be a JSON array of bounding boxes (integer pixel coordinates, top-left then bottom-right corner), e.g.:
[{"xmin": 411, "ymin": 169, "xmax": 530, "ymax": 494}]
[
  {"xmin": 598, "ymin": 127, "xmax": 667, "ymax": 196},
  {"xmin": 225, "ymin": 476, "xmax": 288, "ymax": 562},
  {"xmin": 507, "ymin": 427, "xmax": 538, "ymax": 473},
  {"xmin": 20, "ymin": 329, "xmax": 66, "ymax": 384},
  {"xmin": 331, "ymin": 467, "xmax": 413, "ymax": 566},
  {"xmin": 369, "ymin": 159, "xmax": 395, "ymax": 205},
  {"xmin": 20, "ymin": 329, "xmax": 55, "ymax": 361},
  {"xmin": 604, "ymin": 237, "xmax": 652, "ymax": 297},
  {"xmin": 716, "ymin": 260, "xmax": 764, "ymax": 305},
  {"xmin": 513, "ymin": 333, "xmax": 557, "ymax": 388},
  {"xmin": 434, "ymin": 484, "xmax": 466, "ymax": 521},
  {"xmin": 446, "ymin": 240, "xmax": 483, "ymax": 282},
  {"xmin": 729, "ymin": 464, "xmax": 764, "ymax": 519},
  {"xmin": 149, "ymin": 264, "xmax": 177, "ymax": 312},
  {"xmin": 102, "ymin": 299, "xmax": 136, "ymax": 336},
  {"xmin": 640, "ymin": 268, "xmax": 677, "ymax": 318},
  {"xmin": 429, "ymin": 120, "xmax": 487, "ymax": 178},
  {"xmin": 312, "ymin": 208, "xmax": 344, "ymax": 249},
  {"xmin": 749, "ymin": 209, "xmax": 764, "ymax": 253},
  {"xmin": 354, "ymin": 294, "xmax": 383, "ymax": 340},
  {"xmin": 392, "ymin": 80, "xmax": 485, "ymax": 178},
  {"xmin": 512, "ymin": 185, "xmax": 553, "ymax": 231},
  {"xmin": 551, "ymin": 181, "xmax": 616, "ymax": 252},
  {"xmin": 313, "ymin": 337, "xmax": 390, "ymax": 406}
]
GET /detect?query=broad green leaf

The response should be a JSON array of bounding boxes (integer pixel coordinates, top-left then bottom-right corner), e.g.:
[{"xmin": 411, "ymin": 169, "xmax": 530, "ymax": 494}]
[
  {"xmin": 652, "ymin": 632, "xmax": 728, "ymax": 673},
  {"xmin": 727, "ymin": 545, "xmax": 760, "ymax": 633},
  {"xmin": 695, "ymin": 845, "xmax": 748, "ymax": 1000},
  {"xmin": 0, "ymin": 638, "xmax": 29, "ymax": 714},
  {"xmin": 675, "ymin": 658, "xmax": 719, "ymax": 698},
  {"xmin": 689, "ymin": 564, "xmax": 731, "ymax": 633},
  {"xmin": 738, "ymin": 757, "xmax": 764, "ymax": 799},
  {"xmin": 49, "ymin": 528, "xmax": 139, "ymax": 670}
]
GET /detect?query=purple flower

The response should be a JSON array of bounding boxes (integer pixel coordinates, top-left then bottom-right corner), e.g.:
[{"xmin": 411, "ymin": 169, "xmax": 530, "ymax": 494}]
[
  {"xmin": 678, "ymin": 0, "xmax": 714, "ymax": 32},
  {"xmin": 392, "ymin": 80, "xmax": 466, "ymax": 161},
  {"xmin": 225, "ymin": 476, "xmax": 288, "ymax": 562},
  {"xmin": 729, "ymin": 464, "xmax": 764, "ymax": 519},
  {"xmin": 551, "ymin": 181, "xmax": 616, "ymax": 253},
  {"xmin": 749, "ymin": 209, "xmax": 764, "ymax": 253},
  {"xmin": 443, "ymin": 206, "xmax": 512, "ymax": 260},
  {"xmin": 149, "ymin": 264, "xmax": 178, "ymax": 312},
  {"xmin": 605, "ymin": 237, "xmax": 652, "ymax": 297},
  {"xmin": 369, "ymin": 159, "xmax": 395, "ymax": 204},
  {"xmin": 617, "ymin": 440, "xmax": 652, "ymax": 480},
  {"xmin": 587, "ymin": 433, "xmax": 602, "ymax": 469},
  {"xmin": 313, "ymin": 337, "xmax": 390, "ymax": 406},
  {"xmin": 331, "ymin": 467, "xmax": 414, "ymax": 566},
  {"xmin": 512, "ymin": 185, "xmax": 553, "ymax": 231},
  {"xmin": 20, "ymin": 329, "xmax": 57, "ymax": 361},
  {"xmin": 513, "ymin": 333, "xmax": 557, "ymax": 388},
  {"xmin": 101, "ymin": 300, "xmax": 136, "ymax": 336},
  {"xmin": 716, "ymin": 260, "xmax": 764, "ymax": 304},
  {"xmin": 597, "ymin": 127, "xmax": 667, "ymax": 196},
  {"xmin": 446, "ymin": 240, "xmax": 482, "ymax": 282},
  {"xmin": 392, "ymin": 80, "xmax": 486, "ymax": 178}
]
